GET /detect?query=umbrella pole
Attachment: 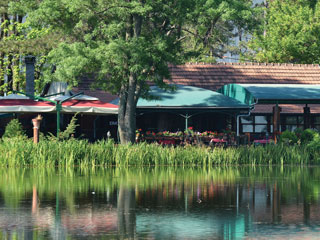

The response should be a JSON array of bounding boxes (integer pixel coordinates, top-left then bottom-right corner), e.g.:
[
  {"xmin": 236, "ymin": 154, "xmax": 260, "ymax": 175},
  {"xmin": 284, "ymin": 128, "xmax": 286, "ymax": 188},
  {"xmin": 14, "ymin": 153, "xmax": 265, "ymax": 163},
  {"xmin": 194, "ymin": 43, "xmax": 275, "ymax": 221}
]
[
  {"xmin": 56, "ymin": 103, "xmax": 62, "ymax": 136},
  {"xmin": 185, "ymin": 114, "xmax": 189, "ymax": 131}
]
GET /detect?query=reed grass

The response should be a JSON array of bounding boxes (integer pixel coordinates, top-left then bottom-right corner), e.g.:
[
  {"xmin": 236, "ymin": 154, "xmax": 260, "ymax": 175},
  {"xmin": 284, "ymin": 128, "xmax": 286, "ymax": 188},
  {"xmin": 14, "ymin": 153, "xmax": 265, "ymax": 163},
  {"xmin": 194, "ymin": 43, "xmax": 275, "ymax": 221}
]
[{"xmin": 0, "ymin": 137, "xmax": 319, "ymax": 166}]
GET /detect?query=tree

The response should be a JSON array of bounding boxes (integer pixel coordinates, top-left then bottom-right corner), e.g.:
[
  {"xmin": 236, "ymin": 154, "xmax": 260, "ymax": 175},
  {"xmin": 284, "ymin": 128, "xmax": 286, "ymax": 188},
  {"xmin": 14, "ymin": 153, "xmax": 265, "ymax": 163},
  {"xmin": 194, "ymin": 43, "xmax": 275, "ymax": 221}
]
[
  {"xmin": 0, "ymin": 1, "xmax": 59, "ymax": 94},
  {"xmin": 246, "ymin": 0, "xmax": 320, "ymax": 64},
  {"xmin": 15, "ymin": 0, "xmax": 193, "ymax": 144},
  {"xmin": 182, "ymin": 0, "xmax": 259, "ymax": 62},
  {"xmin": 2, "ymin": 118, "xmax": 26, "ymax": 138}
]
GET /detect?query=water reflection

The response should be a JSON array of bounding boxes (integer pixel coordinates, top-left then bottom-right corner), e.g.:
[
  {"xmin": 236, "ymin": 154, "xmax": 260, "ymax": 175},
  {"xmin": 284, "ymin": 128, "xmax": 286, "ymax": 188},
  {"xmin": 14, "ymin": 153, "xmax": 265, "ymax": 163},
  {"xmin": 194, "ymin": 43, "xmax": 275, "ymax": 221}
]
[{"xmin": 0, "ymin": 167, "xmax": 320, "ymax": 239}]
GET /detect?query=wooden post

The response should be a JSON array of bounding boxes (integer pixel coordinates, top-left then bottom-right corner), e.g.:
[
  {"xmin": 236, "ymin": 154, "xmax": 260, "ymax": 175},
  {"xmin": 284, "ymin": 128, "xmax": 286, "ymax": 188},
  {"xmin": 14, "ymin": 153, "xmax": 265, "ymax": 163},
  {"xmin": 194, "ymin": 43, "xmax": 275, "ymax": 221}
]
[
  {"xmin": 32, "ymin": 115, "xmax": 42, "ymax": 144},
  {"xmin": 245, "ymin": 132, "xmax": 251, "ymax": 145},
  {"xmin": 304, "ymin": 105, "xmax": 310, "ymax": 129},
  {"xmin": 273, "ymin": 105, "xmax": 282, "ymax": 143}
]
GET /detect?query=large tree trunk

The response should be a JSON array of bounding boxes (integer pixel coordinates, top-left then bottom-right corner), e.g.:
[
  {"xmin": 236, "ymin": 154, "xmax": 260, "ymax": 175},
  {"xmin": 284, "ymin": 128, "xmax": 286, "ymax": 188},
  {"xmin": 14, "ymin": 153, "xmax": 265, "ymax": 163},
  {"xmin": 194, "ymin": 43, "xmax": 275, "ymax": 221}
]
[
  {"xmin": 117, "ymin": 11, "xmax": 142, "ymax": 144},
  {"xmin": 118, "ymin": 74, "xmax": 138, "ymax": 144}
]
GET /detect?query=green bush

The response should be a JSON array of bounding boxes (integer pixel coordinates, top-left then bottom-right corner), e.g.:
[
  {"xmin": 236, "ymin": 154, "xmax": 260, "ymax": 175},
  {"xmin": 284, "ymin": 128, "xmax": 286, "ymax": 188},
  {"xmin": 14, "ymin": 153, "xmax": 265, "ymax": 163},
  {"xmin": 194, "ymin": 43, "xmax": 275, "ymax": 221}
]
[
  {"xmin": 294, "ymin": 128, "xmax": 303, "ymax": 139},
  {"xmin": 301, "ymin": 129, "xmax": 317, "ymax": 144},
  {"xmin": 2, "ymin": 119, "xmax": 26, "ymax": 138},
  {"xmin": 280, "ymin": 130, "xmax": 298, "ymax": 145},
  {"xmin": 46, "ymin": 113, "xmax": 79, "ymax": 141}
]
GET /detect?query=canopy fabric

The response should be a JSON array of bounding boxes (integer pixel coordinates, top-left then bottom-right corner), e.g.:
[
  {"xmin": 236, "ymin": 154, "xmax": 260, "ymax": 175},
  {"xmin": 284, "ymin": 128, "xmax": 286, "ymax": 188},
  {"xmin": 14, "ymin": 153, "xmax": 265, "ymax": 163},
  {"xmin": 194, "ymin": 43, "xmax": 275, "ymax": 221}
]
[
  {"xmin": 218, "ymin": 84, "xmax": 320, "ymax": 105},
  {"xmin": 1, "ymin": 94, "xmax": 30, "ymax": 100},
  {"xmin": 139, "ymin": 85, "xmax": 249, "ymax": 108},
  {"xmin": 0, "ymin": 99, "xmax": 55, "ymax": 112},
  {"xmin": 62, "ymin": 100, "xmax": 118, "ymax": 114},
  {"xmin": 49, "ymin": 94, "xmax": 99, "ymax": 101},
  {"xmin": 112, "ymin": 85, "xmax": 249, "ymax": 110},
  {"xmin": 0, "ymin": 99, "xmax": 118, "ymax": 114}
]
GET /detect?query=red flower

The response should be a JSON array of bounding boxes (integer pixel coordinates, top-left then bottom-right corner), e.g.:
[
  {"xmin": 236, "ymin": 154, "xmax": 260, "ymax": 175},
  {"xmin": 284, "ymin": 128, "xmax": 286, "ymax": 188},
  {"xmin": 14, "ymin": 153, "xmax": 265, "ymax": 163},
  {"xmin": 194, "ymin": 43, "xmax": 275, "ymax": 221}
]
[{"xmin": 188, "ymin": 127, "xmax": 193, "ymax": 130}]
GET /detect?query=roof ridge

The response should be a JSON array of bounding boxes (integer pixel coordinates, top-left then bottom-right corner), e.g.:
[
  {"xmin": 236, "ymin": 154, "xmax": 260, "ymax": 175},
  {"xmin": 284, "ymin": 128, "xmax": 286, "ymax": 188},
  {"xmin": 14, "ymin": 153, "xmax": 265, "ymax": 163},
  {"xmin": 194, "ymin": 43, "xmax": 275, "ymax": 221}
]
[{"xmin": 184, "ymin": 62, "xmax": 320, "ymax": 68}]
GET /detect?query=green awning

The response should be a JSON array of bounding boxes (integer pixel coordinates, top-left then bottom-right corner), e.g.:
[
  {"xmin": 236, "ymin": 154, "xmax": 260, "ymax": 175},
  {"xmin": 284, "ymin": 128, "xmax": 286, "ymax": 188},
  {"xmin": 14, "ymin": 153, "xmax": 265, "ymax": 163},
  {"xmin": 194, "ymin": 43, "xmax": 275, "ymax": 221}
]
[
  {"xmin": 218, "ymin": 84, "xmax": 320, "ymax": 105},
  {"xmin": 137, "ymin": 85, "xmax": 249, "ymax": 109}
]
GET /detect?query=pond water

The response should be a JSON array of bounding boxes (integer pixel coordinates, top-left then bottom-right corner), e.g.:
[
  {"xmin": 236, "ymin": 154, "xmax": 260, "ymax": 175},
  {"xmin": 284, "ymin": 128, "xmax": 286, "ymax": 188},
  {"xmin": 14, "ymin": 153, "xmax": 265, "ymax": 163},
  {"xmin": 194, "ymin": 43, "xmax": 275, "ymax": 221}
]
[{"xmin": 1, "ymin": 167, "xmax": 320, "ymax": 239}]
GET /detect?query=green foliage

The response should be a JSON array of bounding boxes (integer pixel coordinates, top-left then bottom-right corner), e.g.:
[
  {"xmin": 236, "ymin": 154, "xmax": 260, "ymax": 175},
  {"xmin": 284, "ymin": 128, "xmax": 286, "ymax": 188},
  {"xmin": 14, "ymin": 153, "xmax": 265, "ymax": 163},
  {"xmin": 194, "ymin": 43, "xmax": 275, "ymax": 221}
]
[
  {"xmin": 2, "ymin": 118, "xmax": 26, "ymax": 138},
  {"xmin": 46, "ymin": 113, "xmax": 79, "ymax": 141},
  {"xmin": 280, "ymin": 130, "xmax": 298, "ymax": 145},
  {"xmin": 307, "ymin": 132, "xmax": 320, "ymax": 151},
  {"xmin": 17, "ymin": 0, "xmax": 189, "ymax": 92},
  {"xmin": 301, "ymin": 129, "xmax": 317, "ymax": 144},
  {"xmin": 0, "ymin": 1, "xmax": 59, "ymax": 95},
  {"xmin": 247, "ymin": 0, "xmax": 320, "ymax": 63},
  {"xmin": 280, "ymin": 128, "xmax": 318, "ymax": 146},
  {"xmin": 0, "ymin": 138, "xmax": 319, "ymax": 167},
  {"xmin": 58, "ymin": 113, "xmax": 79, "ymax": 140},
  {"xmin": 183, "ymin": 0, "xmax": 260, "ymax": 61}
]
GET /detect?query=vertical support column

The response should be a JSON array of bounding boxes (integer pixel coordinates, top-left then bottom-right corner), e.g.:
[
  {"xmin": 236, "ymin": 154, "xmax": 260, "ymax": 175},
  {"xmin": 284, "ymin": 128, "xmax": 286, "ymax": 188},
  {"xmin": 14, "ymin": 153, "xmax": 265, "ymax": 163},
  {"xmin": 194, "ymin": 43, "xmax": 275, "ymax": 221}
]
[
  {"xmin": 185, "ymin": 113, "xmax": 189, "ymax": 131},
  {"xmin": 273, "ymin": 104, "xmax": 281, "ymax": 143},
  {"xmin": 56, "ymin": 103, "xmax": 62, "ymax": 136},
  {"xmin": 32, "ymin": 115, "xmax": 42, "ymax": 143},
  {"xmin": 25, "ymin": 56, "xmax": 36, "ymax": 96},
  {"xmin": 304, "ymin": 105, "xmax": 310, "ymax": 129}
]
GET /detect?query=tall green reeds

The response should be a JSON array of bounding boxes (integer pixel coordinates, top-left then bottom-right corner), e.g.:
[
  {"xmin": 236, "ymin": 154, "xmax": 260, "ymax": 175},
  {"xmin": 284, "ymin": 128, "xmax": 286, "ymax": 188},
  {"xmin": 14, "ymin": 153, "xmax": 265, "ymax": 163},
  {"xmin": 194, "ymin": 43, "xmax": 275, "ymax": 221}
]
[{"xmin": 0, "ymin": 137, "xmax": 319, "ymax": 167}]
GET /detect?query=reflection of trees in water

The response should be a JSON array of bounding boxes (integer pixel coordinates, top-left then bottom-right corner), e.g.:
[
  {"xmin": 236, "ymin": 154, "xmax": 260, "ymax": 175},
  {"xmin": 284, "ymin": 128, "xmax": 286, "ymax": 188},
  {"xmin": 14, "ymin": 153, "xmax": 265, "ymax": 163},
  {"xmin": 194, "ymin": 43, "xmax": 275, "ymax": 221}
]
[
  {"xmin": 0, "ymin": 167, "xmax": 320, "ymax": 238},
  {"xmin": 117, "ymin": 185, "xmax": 136, "ymax": 239}
]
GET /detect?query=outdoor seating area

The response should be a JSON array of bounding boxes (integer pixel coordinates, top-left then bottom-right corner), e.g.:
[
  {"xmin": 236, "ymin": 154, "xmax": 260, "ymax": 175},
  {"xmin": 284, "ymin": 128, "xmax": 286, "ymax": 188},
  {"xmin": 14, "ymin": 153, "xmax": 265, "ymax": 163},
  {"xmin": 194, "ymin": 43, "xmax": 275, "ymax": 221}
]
[
  {"xmin": 135, "ymin": 128, "xmax": 281, "ymax": 147},
  {"xmin": 136, "ymin": 128, "xmax": 239, "ymax": 147}
]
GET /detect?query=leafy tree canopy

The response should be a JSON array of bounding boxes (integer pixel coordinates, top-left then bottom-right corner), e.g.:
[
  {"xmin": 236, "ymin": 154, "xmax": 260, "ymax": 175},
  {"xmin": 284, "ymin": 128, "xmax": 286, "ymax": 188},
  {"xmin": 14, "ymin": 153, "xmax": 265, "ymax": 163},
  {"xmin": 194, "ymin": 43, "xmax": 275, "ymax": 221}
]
[
  {"xmin": 247, "ymin": 0, "xmax": 320, "ymax": 64},
  {"xmin": 182, "ymin": 0, "xmax": 260, "ymax": 62},
  {"xmin": 16, "ymin": 0, "xmax": 191, "ymax": 93},
  {"xmin": 0, "ymin": 0, "xmax": 61, "ymax": 94}
]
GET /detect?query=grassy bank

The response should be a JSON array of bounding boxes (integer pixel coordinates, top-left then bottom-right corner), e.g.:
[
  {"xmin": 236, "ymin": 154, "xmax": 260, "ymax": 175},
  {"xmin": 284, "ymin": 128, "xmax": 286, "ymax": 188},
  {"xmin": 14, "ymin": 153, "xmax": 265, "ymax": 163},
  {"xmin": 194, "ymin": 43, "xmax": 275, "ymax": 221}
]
[{"xmin": 1, "ymin": 137, "xmax": 320, "ymax": 166}]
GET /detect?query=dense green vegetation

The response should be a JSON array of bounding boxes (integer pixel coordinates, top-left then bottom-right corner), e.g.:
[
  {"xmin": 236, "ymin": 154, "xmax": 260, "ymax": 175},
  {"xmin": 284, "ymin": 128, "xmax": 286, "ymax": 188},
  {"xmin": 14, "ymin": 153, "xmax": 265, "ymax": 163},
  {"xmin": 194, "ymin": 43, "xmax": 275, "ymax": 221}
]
[
  {"xmin": 0, "ymin": 118, "xmax": 319, "ymax": 166},
  {"xmin": 247, "ymin": 0, "xmax": 320, "ymax": 63},
  {"xmin": 0, "ymin": 137, "xmax": 319, "ymax": 167}
]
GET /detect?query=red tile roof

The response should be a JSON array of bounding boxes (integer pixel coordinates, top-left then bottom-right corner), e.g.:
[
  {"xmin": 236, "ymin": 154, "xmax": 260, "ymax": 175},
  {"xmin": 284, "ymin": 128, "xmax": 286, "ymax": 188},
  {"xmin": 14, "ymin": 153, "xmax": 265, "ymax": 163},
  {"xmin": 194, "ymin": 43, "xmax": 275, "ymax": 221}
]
[{"xmin": 167, "ymin": 62, "xmax": 320, "ymax": 91}]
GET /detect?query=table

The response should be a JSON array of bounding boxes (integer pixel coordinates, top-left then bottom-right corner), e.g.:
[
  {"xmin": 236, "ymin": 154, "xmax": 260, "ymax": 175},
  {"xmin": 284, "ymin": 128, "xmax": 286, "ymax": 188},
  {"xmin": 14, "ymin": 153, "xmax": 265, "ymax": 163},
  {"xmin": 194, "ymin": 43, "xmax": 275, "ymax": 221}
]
[{"xmin": 254, "ymin": 139, "xmax": 270, "ymax": 145}]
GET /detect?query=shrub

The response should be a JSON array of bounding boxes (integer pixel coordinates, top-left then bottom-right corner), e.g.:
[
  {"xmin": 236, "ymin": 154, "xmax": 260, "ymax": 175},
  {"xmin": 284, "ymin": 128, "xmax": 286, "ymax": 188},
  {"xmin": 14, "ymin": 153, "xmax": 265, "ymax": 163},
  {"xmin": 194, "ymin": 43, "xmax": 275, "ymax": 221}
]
[
  {"xmin": 280, "ymin": 130, "xmax": 298, "ymax": 145},
  {"xmin": 294, "ymin": 128, "xmax": 303, "ymax": 139},
  {"xmin": 46, "ymin": 113, "xmax": 79, "ymax": 141},
  {"xmin": 58, "ymin": 113, "xmax": 79, "ymax": 140},
  {"xmin": 307, "ymin": 132, "xmax": 320, "ymax": 148},
  {"xmin": 301, "ymin": 129, "xmax": 317, "ymax": 144},
  {"xmin": 2, "ymin": 119, "xmax": 26, "ymax": 138}
]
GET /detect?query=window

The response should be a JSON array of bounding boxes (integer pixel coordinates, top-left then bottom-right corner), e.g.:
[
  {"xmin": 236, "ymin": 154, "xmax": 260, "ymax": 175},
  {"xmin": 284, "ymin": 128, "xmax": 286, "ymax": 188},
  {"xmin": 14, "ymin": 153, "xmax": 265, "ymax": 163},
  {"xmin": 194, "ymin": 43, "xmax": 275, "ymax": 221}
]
[
  {"xmin": 282, "ymin": 115, "xmax": 304, "ymax": 132},
  {"xmin": 241, "ymin": 116, "xmax": 253, "ymax": 133},
  {"xmin": 241, "ymin": 115, "xmax": 270, "ymax": 133},
  {"xmin": 313, "ymin": 116, "xmax": 320, "ymax": 131}
]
